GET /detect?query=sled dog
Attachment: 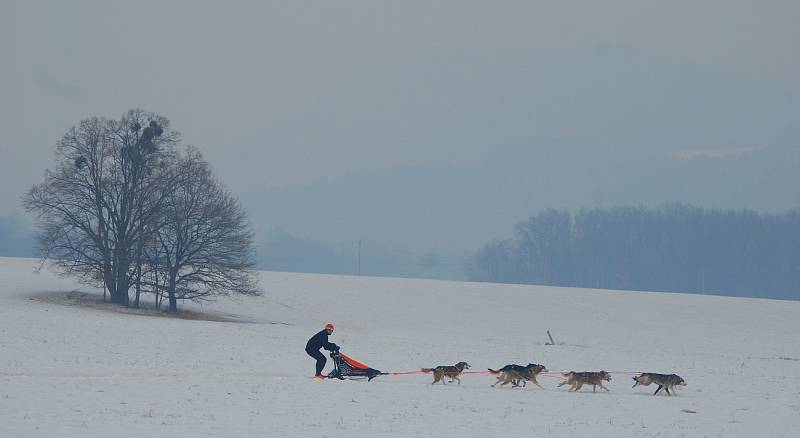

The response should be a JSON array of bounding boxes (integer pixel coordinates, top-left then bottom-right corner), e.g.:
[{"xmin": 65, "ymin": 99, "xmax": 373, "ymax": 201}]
[
  {"xmin": 421, "ymin": 362, "xmax": 470, "ymax": 384},
  {"xmin": 632, "ymin": 373, "xmax": 686, "ymax": 396},
  {"xmin": 488, "ymin": 363, "xmax": 547, "ymax": 388},
  {"xmin": 558, "ymin": 371, "xmax": 611, "ymax": 392}
]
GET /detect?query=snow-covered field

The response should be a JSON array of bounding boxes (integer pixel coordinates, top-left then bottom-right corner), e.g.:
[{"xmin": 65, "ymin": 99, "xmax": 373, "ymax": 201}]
[{"xmin": 1, "ymin": 256, "xmax": 799, "ymax": 437}]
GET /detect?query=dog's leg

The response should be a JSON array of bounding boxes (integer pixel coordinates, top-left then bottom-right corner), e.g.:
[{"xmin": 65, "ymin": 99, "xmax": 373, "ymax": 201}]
[
  {"xmin": 599, "ymin": 383, "xmax": 610, "ymax": 392},
  {"xmin": 572, "ymin": 382, "xmax": 582, "ymax": 392},
  {"xmin": 665, "ymin": 386, "xmax": 671, "ymax": 396},
  {"xmin": 653, "ymin": 384, "xmax": 663, "ymax": 395},
  {"xmin": 534, "ymin": 381, "xmax": 545, "ymax": 390},
  {"xmin": 454, "ymin": 375, "xmax": 461, "ymax": 384}
]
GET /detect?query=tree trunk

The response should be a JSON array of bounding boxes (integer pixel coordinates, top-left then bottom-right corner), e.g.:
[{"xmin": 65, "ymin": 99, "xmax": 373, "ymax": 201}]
[
  {"xmin": 104, "ymin": 269, "xmax": 116, "ymax": 304},
  {"xmin": 155, "ymin": 282, "xmax": 160, "ymax": 309},
  {"xmin": 134, "ymin": 261, "xmax": 141, "ymax": 308},
  {"xmin": 110, "ymin": 283, "xmax": 129, "ymax": 305},
  {"xmin": 156, "ymin": 278, "xmax": 162, "ymax": 309},
  {"xmin": 110, "ymin": 242, "xmax": 131, "ymax": 305},
  {"xmin": 111, "ymin": 261, "xmax": 130, "ymax": 305},
  {"xmin": 168, "ymin": 271, "xmax": 178, "ymax": 312}
]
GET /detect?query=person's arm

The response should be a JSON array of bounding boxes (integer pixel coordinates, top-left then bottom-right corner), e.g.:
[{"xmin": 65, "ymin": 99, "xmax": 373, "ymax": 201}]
[{"xmin": 322, "ymin": 335, "xmax": 339, "ymax": 351}]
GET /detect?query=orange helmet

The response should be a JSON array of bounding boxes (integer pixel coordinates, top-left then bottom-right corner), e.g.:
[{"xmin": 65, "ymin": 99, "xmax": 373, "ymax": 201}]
[{"xmin": 325, "ymin": 323, "xmax": 334, "ymax": 331}]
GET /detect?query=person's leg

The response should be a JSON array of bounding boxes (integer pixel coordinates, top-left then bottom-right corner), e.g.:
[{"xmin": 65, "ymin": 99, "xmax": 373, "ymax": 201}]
[{"xmin": 307, "ymin": 349, "xmax": 326, "ymax": 375}]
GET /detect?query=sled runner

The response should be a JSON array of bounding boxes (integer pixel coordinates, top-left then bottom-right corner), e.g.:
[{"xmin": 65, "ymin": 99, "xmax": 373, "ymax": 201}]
[{"xmin": 327, "ymin": 351, "xmax": 384, "ymax": 381}]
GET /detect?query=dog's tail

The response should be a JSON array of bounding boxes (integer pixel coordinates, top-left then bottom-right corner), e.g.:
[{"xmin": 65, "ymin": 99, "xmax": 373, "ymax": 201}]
[
  {"xmin": 420, "ymin": 368, "xmax": 434, "ymax": 373},
  {"xmin": 487, "ymin": 368, "xmax": 500, "ymax": 374}
]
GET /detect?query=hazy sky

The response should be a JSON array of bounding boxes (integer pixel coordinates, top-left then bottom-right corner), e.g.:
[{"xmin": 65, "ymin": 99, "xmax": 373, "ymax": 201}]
[{"xmin": 3, "ymin": 1, "xmax": 799, "ymax": 252}]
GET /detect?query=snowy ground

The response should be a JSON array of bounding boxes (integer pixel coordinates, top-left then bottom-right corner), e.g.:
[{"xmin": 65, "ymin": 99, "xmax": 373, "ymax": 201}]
[{"xmin": 1, "ymin": 256, "xmax": 799, "ymax": 437}]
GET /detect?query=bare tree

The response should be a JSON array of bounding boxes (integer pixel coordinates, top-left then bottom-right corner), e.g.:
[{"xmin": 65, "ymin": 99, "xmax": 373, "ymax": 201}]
[
  {"xmin": 143, "ymin": 148, "xmax": 259, "ymax": 312},
  {"xmin": 24, "ymin": 109, "xmax": 260, "ymax": 310},
  {"xmin": 23, "ymin": 109, "xmax": 179, "ymax": 305}
]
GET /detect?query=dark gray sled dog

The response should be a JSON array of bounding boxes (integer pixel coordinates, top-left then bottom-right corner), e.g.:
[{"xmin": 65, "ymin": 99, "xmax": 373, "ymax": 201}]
[
  {"xmin": 632, "ymin": 373, "xmax": 686, "ymax": 396},
  {"xmin": 488, "ymin": 363, "xmax": 547, "ymax": 388}
]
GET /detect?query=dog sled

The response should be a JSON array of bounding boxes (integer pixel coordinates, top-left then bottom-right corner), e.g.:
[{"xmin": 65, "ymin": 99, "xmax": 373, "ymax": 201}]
[{"xmin": 327, "ymin": 351, "xmax": 384, "ymax": 381}]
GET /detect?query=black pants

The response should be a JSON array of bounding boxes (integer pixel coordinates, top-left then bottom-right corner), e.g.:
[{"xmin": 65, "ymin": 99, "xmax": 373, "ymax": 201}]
[{"xmin": 306, "ymin": 348, "xmax": 326, "ymax": 375}]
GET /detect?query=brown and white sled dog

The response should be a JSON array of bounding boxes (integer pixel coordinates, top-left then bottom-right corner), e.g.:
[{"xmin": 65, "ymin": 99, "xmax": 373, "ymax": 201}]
[
  {"xmin": 558, "ymin": 371, "xmax": 612, "ymax": 392},
  {"xmin": 421, "ymin": 362, "xmax": 470, "ymax": 384},
  {"xmin": 488, "ymin": 363, "xmax": 547, "ymax": 389},
  {"xmin": 632, "ymin": 373, "xmax": 686, "ymax": 396}
]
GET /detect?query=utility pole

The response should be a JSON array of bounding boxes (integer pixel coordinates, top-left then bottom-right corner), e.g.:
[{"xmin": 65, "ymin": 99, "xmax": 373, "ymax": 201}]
[{"xmin": 701, "ymin": 267, "xmax": 706, "ymax": 294}]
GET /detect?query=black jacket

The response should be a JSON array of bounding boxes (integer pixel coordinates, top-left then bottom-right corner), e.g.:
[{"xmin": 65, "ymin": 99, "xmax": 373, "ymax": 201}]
[{"xmin": 305, "ymin": 329, "xmax": 338, "ymax": 352}]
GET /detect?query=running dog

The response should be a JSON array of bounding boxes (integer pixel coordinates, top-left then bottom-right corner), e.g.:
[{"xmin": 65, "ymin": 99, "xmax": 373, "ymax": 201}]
[
  {"xmin": 558, "ymin": 371, "xmax": 612, "ymax": 392},
  {"xmin": 632, "ymin": 373, "xmax": 686, "ymax": 396},
  {"xmin": 421, "ymin": 362, "xmax": 470, "ymax": 384},
  {"xmin": 488, "ymin": 363, "xmax": 547, "ymax": 389}
]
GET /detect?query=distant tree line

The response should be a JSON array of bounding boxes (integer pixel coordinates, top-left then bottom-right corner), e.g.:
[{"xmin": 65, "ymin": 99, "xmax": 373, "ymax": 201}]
[
  {"xmin": 466, "ymin": 205, "xmax": 799, "ymax": 299},
  {"xmin": 23, "ymin": 109, "xmax": 259, "ymax": 311}
]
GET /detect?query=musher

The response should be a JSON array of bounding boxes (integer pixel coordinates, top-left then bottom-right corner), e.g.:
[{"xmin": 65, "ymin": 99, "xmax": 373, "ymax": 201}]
[{"xmin": 305, "ymin": 323, "xmax": 339, "ymax": 378}]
